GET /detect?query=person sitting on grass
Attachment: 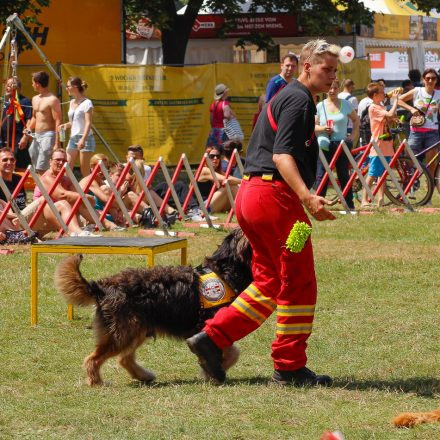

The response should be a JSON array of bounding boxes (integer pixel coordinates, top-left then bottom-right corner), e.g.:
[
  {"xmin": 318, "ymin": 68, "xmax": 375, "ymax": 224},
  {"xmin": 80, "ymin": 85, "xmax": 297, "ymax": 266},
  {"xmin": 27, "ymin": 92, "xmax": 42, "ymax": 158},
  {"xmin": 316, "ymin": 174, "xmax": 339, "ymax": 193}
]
[
  {"xmin": 0, "ymin": 147, "xmax": 80, "ymax": 238},
  {"xmin": 79, "ymin": 153, "xmax": 125, "ymax": 230},
  {"xmin": 33, "ymin": 148, "xmax": 102, "ymax": 236},
  {"xmin": 361, "ymin": 83, "xmax": 401, "ymax": 208},
  {"xmin": 197, "ymin": 146, "xmax": 241, "ymax": 213}
]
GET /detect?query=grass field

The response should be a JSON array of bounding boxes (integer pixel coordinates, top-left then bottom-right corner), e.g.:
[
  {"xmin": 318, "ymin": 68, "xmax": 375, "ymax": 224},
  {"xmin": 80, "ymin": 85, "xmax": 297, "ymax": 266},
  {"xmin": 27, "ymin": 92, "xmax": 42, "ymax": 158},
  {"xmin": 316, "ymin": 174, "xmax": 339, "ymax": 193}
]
[{"xmin": 0, "ymin": 209, "xmax": 439, "ymax": 439}]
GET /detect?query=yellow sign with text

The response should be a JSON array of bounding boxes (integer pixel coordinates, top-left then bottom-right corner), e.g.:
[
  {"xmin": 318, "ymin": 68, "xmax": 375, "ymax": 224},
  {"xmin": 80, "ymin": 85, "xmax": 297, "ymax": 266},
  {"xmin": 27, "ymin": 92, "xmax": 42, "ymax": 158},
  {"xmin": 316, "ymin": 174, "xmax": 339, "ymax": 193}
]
[
  {"xmin": 61, "ymin": 64, "xmax": 214, "ymax": 163},
  {"xmin": 374, "ymin": 14, "xmax": 409, "ymax": 40},
  {"xmin": 1, "ymin": 0, "xmax": 121, "ymax": 64}
]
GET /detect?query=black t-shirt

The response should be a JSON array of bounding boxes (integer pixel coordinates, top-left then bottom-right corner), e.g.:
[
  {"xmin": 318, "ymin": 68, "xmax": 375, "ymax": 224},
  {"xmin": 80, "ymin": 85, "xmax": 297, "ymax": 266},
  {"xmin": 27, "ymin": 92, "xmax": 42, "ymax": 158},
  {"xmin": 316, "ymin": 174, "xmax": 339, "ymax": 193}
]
[
  {"xmin": 244, "ymin": 79, "xmax": 318, "ymax": 188},
  {"xmin": 0, "ymin": 173, "xmax": 27, "ymax": 211}
]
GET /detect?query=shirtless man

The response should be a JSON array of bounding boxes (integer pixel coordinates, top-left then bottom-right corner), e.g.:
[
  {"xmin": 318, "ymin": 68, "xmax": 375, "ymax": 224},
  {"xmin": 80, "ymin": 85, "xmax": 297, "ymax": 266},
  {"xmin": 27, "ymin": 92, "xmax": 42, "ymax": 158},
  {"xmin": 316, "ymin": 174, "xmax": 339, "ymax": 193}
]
[{"xmin": 25, "ymin": 71, "xmax": 62, "ymax": 174}]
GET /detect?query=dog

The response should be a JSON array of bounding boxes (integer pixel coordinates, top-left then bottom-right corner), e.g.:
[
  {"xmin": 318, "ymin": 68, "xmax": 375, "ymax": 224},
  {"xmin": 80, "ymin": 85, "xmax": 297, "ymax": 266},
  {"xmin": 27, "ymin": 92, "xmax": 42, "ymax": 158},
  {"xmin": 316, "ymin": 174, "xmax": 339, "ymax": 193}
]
[
  {"xmin": 393, "ymin": 409, "xmax": 440, "ymax": 428},
  {"xmin": 54, "ymin": 228, "xmax": 252, "ymax": 386}
]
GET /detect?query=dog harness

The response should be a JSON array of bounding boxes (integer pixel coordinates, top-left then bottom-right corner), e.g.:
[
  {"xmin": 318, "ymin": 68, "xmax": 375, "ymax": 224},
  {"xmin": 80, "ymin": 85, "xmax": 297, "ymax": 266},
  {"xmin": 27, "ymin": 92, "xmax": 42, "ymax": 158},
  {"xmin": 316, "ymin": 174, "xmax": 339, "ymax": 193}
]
[{"xmin": 197, "ymin": 267, "xmax": 236, "ymax": 309}]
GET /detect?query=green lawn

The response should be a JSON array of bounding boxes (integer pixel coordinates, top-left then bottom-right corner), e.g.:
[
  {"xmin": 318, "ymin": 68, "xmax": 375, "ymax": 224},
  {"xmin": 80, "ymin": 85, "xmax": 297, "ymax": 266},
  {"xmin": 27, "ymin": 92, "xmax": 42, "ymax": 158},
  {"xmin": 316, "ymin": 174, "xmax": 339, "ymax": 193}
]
[{"xmin": 0, "ymin": 211, "xmax": 439, "ymax": 439}]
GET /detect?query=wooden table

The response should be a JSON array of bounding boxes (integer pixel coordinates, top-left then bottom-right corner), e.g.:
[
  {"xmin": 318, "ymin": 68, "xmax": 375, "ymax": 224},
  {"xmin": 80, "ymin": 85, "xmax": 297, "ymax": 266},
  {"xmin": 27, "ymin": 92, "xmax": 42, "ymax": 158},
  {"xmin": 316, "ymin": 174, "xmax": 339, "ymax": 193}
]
[{"xmin": 30, "ymin": 236, "xmax": 187, "ymax": 325}]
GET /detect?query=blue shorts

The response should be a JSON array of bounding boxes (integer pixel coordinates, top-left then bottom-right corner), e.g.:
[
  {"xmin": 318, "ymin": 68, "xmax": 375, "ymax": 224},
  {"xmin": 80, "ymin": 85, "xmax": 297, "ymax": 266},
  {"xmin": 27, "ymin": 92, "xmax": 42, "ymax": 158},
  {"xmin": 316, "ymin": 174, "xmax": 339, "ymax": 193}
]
[
  {"xmin": 368, "ymin": 156, "xmax": 392, "ymax": 177},
  {"xmin": 67, "ymin": 134, "xmax": 96, "ymax": 152},
  {"xmin": 206, "ymin": 128, "xmax": 227, "ymax": 148}
]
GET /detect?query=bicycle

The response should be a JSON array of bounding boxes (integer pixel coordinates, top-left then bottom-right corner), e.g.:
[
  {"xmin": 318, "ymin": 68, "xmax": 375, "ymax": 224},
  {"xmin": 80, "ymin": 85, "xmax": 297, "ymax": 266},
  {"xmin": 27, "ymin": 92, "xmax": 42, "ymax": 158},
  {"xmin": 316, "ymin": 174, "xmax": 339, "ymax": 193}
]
[
  {"xmin": 383, "ymin": 130, "xmax": 435, "ymax": 207},
  {"xmin": 324, "ymin": 126, "xmax": 433, "ymax": 207}
]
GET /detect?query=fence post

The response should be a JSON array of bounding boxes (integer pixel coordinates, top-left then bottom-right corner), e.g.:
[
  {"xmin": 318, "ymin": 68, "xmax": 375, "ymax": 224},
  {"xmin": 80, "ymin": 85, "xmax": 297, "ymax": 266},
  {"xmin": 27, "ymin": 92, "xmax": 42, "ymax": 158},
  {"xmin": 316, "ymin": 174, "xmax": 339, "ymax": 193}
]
[
  {"xmin": 181, "ymin": 154, "xmax": 214, "ymax": 228},
  {"xmin": 317, "ymin": 147, "xmax": 352, "ymax": 212}
]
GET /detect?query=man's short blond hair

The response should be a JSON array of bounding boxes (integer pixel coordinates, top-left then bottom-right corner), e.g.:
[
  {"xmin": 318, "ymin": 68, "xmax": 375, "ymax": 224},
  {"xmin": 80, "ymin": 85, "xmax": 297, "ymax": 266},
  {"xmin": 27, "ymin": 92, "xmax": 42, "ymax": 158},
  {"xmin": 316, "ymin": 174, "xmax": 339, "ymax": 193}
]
[{"xmin": 299, "ymin": 39, "xmax": 340, "ymax": 66}]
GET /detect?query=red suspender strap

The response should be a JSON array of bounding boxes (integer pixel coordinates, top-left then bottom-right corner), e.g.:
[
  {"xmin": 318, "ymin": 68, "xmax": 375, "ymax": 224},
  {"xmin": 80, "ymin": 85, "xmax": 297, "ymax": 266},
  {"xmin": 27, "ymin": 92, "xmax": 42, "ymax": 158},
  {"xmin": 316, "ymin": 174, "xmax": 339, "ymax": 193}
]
[
  {"xmin": 265, "ymin": 83, "xmax": 286, "ymax": 133},
  {"xmin": 267, "ymin": 101, "xmax": 278, "ymax": 132}
]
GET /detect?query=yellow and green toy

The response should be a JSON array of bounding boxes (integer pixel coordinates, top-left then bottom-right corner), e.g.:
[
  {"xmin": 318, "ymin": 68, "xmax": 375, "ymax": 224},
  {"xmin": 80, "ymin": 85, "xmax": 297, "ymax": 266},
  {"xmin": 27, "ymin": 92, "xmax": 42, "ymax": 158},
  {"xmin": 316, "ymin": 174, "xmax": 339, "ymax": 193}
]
[{"xmin": 285, "ymin": 221, "xmax": 312, "ymax": 253}]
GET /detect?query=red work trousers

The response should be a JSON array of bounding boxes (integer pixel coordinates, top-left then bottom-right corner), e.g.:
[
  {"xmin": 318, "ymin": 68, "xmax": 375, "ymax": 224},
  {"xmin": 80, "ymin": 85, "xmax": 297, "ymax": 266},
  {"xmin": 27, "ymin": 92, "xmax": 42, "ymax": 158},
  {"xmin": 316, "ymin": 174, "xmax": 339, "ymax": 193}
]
[{"xmin": 204, "ymin": 177, "xmax": 317, "ymax": 371}]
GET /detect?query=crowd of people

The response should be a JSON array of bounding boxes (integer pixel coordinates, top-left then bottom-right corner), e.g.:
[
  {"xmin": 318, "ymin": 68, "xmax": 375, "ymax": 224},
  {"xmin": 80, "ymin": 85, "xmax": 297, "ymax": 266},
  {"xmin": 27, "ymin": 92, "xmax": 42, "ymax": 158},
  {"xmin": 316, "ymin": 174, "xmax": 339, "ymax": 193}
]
[{"xmin": 2, "ymin": 58, "xmax": 440, "ymax": 242}]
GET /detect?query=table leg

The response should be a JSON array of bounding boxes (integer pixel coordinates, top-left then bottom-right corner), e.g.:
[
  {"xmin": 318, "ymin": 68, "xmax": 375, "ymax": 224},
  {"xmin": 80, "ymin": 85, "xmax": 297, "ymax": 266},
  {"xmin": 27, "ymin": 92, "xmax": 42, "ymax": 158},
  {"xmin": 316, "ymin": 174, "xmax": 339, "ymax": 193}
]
[
  {"xmin": 146, "ymin": 252, "xmax": 155, "ymax": 267},
  {"xmin": 31, "ymin": 248, "xmax": 38, "ymax": 325},
  {"xmin": 67, "ymin": 304, "xmax": 74, "ymax": 320},
  {"xmin": 181, "ymin": 245, "xmax": 187, "ymax": 265}
]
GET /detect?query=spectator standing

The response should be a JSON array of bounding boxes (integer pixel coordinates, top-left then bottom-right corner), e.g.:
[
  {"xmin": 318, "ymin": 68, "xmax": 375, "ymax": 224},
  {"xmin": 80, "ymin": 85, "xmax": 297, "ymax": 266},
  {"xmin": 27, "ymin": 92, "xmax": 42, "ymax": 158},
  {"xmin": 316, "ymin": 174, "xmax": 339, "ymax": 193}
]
[
  {"xmin": 265, "ymin": 53, "xmax": 298, "ymax": 102},
  {"xmin": 361, "ymin": 84, "xmax": 401, "ymax": 208},
  {"xmin": 338, "ymin": 79, "xmax": 358, "ymax": 114},
  {"xmin": 0, "ymin": 77, "xmax": 33, "ymax": 169},
  {"xmin": 408, "ymin": 69, "xmax": 422, "ymax": 87},
  {"xmin": 26, "ymin": 71, "xmax": 62, "ymax": 174},
  {"xmin": 398, "ymin": 68, "xmax": 440, "ymax": 179},
  {"xmin": 314, "ymin": 79, "xmax": 359, "ymax": 210},
  {"xmin": 60, "ymin": 77, "xmax": 96, "ymax": 178},
  {"xmin": 206, "ymin": 84, "xmax": 235, "ymax": 148}
]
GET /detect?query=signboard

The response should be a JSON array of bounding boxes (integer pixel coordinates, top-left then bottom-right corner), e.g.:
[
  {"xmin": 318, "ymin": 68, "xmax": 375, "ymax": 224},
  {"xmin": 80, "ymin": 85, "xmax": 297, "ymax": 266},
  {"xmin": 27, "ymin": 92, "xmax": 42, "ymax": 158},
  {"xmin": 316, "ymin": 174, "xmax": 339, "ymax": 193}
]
[
  {"xmin": 1, "ymin": 0, "xmax": 121, "ymax": 64},
  {"xmin": 370, "ymin": 51, "xmax": 440, "ymax": 81},
  {"xmin": 189, "ymin": 14, "xmax": 297, "ymax": 38}
]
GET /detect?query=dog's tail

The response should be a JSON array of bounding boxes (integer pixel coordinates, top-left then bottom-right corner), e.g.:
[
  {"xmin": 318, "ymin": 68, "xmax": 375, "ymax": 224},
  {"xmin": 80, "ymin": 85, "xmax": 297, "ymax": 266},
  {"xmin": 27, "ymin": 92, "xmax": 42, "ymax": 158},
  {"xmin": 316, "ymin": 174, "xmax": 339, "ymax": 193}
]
[
  {"xmin": 54, "ymin": 254, "xmax": 98, "ymax": 306},
  {"xmin": 393, "ymin": 409, "xmax": 440, "ymax": 427}
]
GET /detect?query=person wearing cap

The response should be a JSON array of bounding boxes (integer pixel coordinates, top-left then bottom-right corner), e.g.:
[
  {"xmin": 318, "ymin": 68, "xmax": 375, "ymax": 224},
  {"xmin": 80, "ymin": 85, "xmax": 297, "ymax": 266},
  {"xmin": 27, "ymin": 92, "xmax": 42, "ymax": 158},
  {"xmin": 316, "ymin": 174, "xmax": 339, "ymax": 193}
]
[
  {"xmin": 187, "ymin": 39, "xmax": 338, "ymax": 387},
  {"xmin": 206, "ymin": 84, "xmax": 235, "ymax": 149},
  {"xmin": 265, "ymin": 53, "xmax": 299, "ymax": 102}
]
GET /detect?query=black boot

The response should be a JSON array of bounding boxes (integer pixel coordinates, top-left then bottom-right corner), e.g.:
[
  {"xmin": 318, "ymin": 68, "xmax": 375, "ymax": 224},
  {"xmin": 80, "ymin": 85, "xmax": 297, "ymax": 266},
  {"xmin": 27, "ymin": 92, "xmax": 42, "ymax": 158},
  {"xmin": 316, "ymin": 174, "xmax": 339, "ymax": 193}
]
[
  {"xmin": 186, "ymin": 331, "xmax": 226, "ymax": 384},
  {"xmin": 271, "ymin": 367, "xmax": 332, "ymax": 387}
]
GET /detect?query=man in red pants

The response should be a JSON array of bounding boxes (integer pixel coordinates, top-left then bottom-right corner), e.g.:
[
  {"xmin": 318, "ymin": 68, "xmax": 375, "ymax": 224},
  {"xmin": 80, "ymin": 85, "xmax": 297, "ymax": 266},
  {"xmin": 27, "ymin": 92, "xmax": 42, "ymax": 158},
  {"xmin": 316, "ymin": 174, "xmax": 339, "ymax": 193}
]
[{"xmin": 187, "ymin": 39, "xmax": 339, "ymax": 386}]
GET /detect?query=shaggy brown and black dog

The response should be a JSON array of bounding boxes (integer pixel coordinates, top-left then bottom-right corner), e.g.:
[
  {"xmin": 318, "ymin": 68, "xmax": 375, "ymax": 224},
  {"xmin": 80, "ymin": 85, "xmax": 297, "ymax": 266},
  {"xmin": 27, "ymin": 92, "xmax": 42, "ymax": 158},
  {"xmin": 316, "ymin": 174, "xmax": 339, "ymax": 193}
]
[{"xmin": 54, "ymin": 229, "xmax": 252, "ymax": 386}]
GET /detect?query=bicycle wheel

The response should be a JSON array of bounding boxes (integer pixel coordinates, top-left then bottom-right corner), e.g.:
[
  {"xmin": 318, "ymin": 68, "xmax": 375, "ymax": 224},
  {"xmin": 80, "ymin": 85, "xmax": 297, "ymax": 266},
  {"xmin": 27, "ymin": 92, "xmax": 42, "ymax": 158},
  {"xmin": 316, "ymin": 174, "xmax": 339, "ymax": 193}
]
[{"xmin": 384, "ymin": 157, "xmax": 433, "ymax": 206}]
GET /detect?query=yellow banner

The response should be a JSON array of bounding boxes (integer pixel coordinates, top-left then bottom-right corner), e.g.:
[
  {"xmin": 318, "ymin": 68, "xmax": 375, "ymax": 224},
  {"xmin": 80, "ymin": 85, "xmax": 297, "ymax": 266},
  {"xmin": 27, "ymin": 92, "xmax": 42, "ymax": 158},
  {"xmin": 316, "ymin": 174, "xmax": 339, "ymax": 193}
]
[
  {"xmin": 374, "ymin": 14, "xmax": 409, "ymax": 40},
  {"xmin": 61, "ymin": 64, "xmax": 214, "ymax": 163},
  {"xmin": 338, "ymin": 59, "xmax": 371, "ymax": 99},
  {"xmin": 0, "ymin": 0, "xmax": 121, "ymax": 64}
]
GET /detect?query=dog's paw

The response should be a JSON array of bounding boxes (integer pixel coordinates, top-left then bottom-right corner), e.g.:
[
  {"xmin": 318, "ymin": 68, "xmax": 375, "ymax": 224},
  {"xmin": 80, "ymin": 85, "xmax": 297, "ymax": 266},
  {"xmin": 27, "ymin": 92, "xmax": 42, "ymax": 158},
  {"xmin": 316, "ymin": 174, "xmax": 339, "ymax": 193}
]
[{"xmin": 138, "ymin": 369, "xmax": 156, "ymax": 383}]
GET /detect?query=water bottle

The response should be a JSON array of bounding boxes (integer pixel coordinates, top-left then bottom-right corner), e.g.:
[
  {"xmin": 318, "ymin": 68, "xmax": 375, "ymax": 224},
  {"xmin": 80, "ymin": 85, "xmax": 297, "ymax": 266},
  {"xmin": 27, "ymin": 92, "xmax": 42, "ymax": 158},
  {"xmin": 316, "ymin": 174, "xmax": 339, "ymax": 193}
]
[{"xmin": 59, "ymin": 126, "xmax": 66, "ymax": 142}]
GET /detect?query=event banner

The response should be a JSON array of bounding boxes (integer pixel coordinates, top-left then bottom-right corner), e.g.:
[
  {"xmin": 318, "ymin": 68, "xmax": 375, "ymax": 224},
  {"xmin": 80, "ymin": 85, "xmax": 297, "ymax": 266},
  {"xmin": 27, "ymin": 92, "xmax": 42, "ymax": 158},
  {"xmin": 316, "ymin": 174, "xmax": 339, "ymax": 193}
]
[{"xmin": 61, "ymin": 64, "xmax": 214, "ymax": 164}]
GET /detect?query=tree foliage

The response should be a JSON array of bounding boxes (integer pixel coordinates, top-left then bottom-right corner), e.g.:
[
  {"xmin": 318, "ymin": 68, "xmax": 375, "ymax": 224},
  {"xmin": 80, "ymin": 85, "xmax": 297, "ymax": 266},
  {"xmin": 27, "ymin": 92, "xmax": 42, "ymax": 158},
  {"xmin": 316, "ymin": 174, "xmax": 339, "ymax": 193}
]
[{"xmin": 124, "ymin": 0, "xmax": 440, "ymax": 64}]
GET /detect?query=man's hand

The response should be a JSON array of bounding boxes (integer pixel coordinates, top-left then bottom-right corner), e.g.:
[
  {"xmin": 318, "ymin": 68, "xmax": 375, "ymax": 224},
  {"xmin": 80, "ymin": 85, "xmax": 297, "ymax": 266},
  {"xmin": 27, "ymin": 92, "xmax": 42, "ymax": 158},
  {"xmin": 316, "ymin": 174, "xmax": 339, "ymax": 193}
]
[
  {"xmin": 18, "ymin": 136, "xmax": 28, "ymax": 150},
  {"xmin": 301, "ymin": 194, "xmax": 336, "ymax": 221}
]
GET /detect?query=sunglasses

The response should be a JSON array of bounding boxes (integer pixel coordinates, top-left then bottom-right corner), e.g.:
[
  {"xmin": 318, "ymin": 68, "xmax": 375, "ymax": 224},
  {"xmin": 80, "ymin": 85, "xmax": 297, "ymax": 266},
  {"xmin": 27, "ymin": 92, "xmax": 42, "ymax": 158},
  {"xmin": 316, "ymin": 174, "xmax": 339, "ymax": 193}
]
[
  {"xmin": 208, "ymin": 153, "xmax": 221, "ymax": 159},
  {"xmin": 425, "ymin": 76, "xmax": 437, "ymax": 82},
  {"xmin": 1, "ymin": 157, "xmax": 16, "ymax": 163}
]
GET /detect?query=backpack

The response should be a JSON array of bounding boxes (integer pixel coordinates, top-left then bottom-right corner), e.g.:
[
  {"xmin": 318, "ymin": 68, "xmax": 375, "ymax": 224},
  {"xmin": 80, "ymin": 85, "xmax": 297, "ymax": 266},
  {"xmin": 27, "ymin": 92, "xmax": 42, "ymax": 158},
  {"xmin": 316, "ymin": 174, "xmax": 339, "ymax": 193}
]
[{"xmin": 360, "ymin": 105, "xmax": 371, "ymax": 144}]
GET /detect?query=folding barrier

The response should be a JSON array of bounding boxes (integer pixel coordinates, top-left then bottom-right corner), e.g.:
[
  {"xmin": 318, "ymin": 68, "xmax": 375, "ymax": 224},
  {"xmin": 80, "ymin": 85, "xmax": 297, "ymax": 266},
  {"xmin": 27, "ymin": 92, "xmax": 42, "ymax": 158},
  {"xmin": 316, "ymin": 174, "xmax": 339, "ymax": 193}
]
[
  {"xmin": 315, "ymin": 142, "xmax": 352, "ymax": 212},
  {"xmin": 128, "ymin": 157, "xmax": 170, "ymax": 232},
  {"xmin": 0, "ymin": 172, "xmax": 33, "ymax": 235},
  {"xmin": 28, "ymin": 166, "xmax": 69, "ymax": 233},
  {"xmin": 181, "ymin": 154, "xmax": 214, "ymax": 228},
  {"xmin": 129, "ymin": 159, "xmax": 161, "ymax": 221},
  {"xmin": 158, "ymin": 156, "xmax": 186, "ymax": 220},
  {"xmin": 97, "ymin": 161, "xmax": 134, "ymax": 228},
  {"xmin": 370, "ymin": 140, "xmax": 414, "ymax": 212},
  {"xmin": 182, "ymin": 154, "xmax": 207, "ymax": 214},
  {"xmin": 55, "ymin": 162, "xmax": 107, "ymax": 238}
]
